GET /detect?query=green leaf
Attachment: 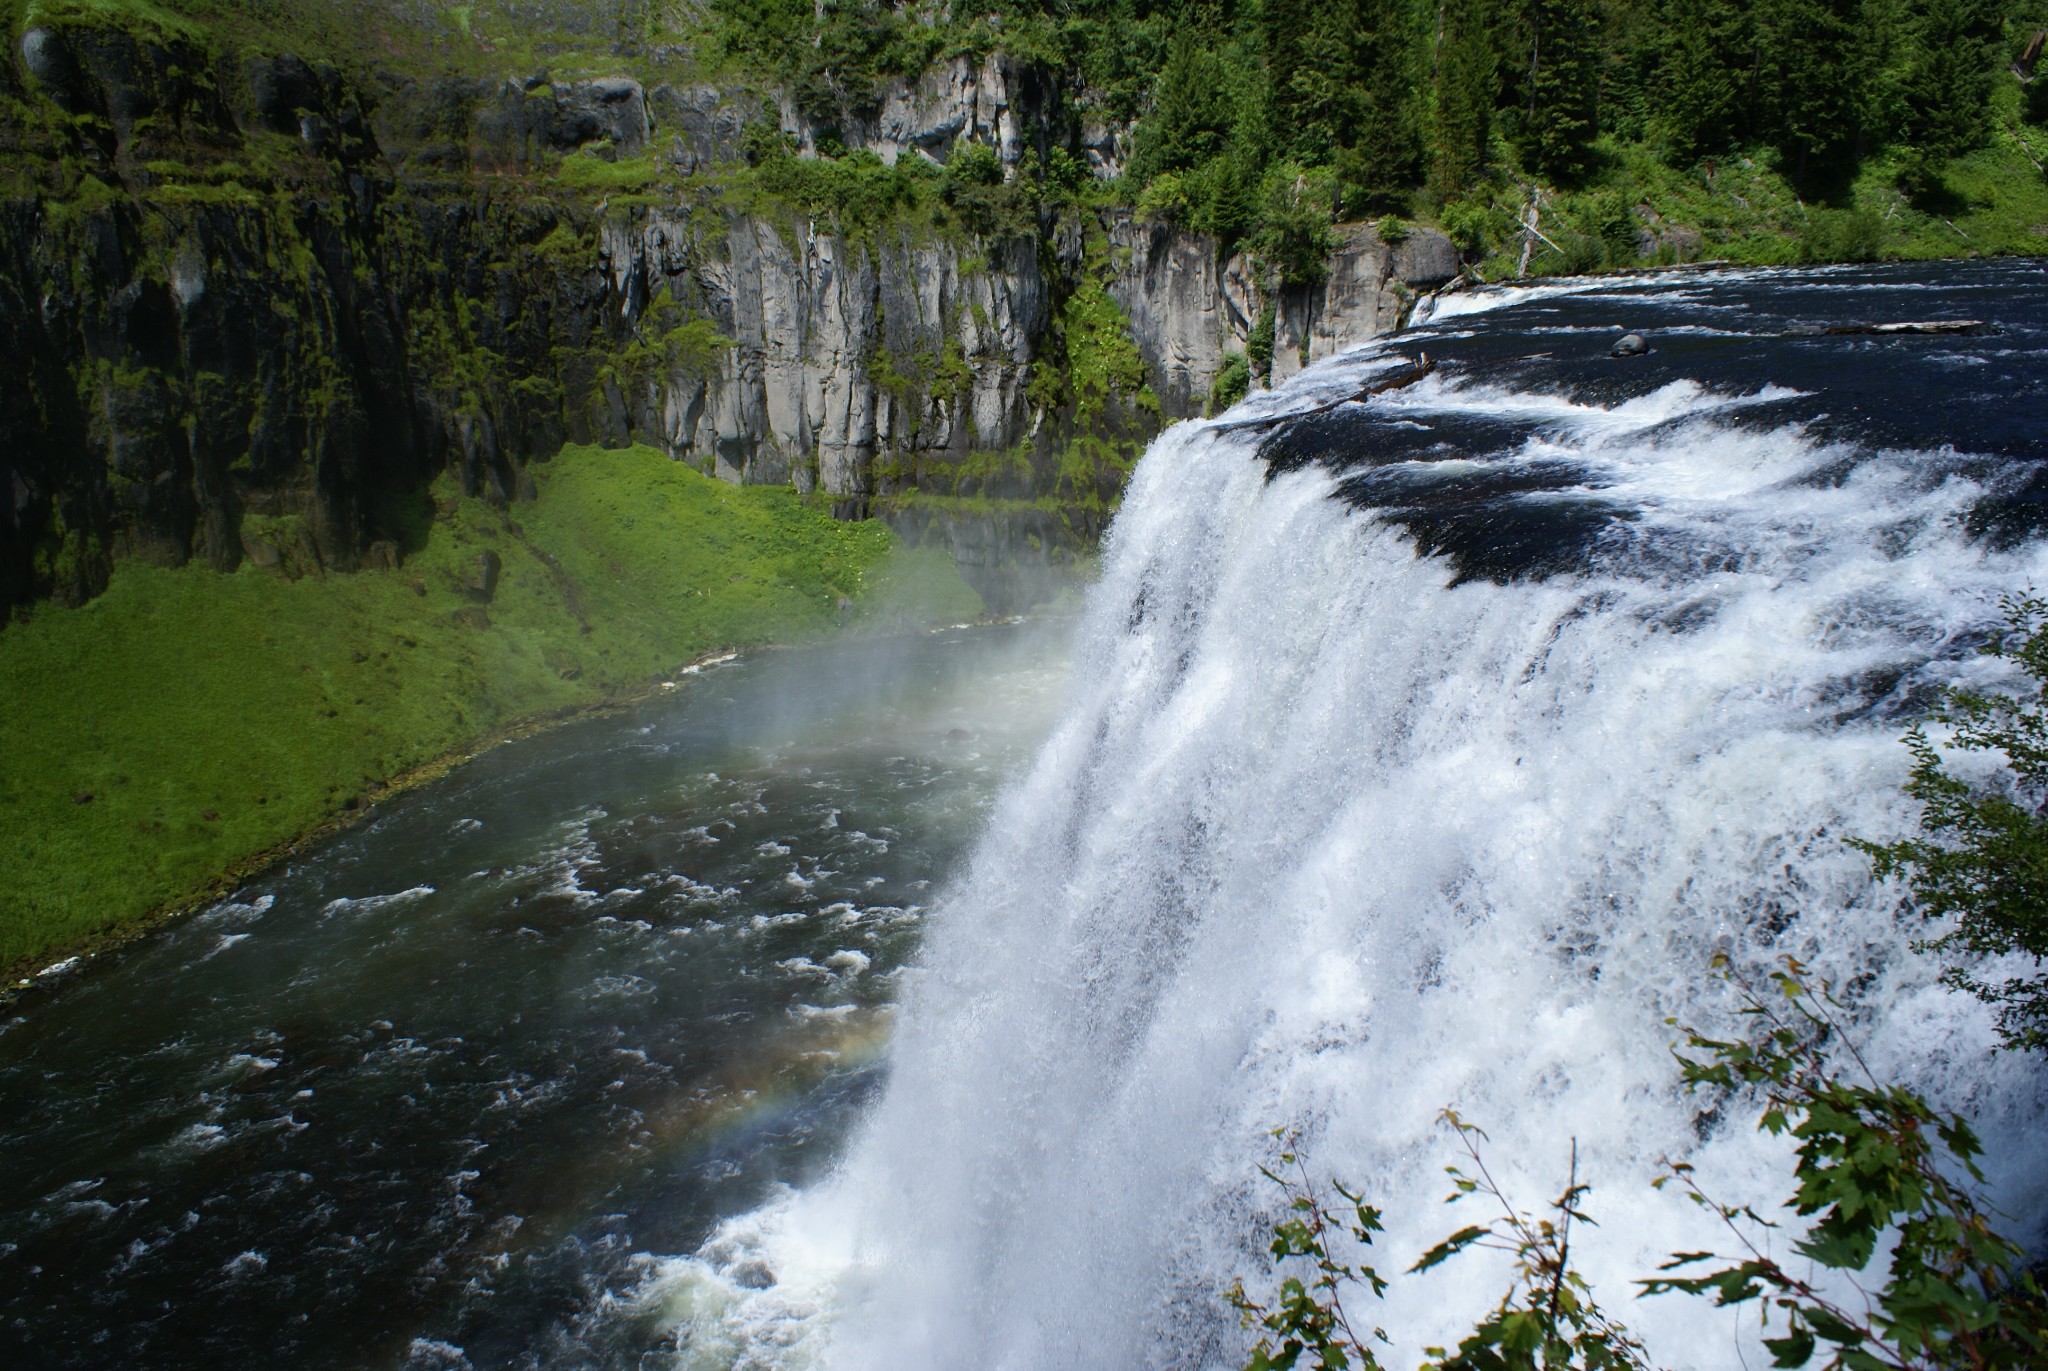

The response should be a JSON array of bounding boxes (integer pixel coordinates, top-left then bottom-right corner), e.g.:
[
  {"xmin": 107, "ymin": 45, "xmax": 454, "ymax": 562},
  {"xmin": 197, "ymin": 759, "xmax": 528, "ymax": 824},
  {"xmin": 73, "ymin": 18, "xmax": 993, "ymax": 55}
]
[
  {"xmin": 1409, "ymin": 1227, "xmax": 1489, "ymax": 1275},
  {"xmin": 1762, "ymin": 1325, "xmax": 1816, "ymax": 1366}
]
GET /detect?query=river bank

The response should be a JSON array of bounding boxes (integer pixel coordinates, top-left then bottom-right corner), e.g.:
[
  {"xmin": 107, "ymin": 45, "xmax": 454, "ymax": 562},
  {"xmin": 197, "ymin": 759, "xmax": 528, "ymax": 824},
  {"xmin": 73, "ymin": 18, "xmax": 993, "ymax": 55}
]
[
  {"xmin": 2, "ymin": 645, "xmax": 729, "ymax": 999},
  {"xmin": 0, "ymin": 443, "xmax": 987, "ymax": 981}
]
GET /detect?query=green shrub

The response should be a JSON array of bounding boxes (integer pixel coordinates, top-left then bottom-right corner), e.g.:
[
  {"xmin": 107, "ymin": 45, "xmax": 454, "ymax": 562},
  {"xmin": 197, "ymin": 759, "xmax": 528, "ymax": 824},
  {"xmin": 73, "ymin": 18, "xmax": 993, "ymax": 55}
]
[
  {"xmin": 1136, "ymin": 171, "xmax": 1192, "ymax": 223},
  {"xmin": 1211, "ymin": 352, "xmax": 1251, "ymax": 413},
  {"xmin": 1250, "ymin": 164, "xmax": 1339, "ymax": 286},
  {"xmin": 742, "ymin": 139, "xmax": 936, "ymax": 232},
  {"xmin": 1438, "ymin": 198, "xmax": 1508, "ymax": 260},
  {"xmin": 946, "ymin": 139, "xmax": 1003, "ymax": 189},
  {"xmin": 1802, "ymin": 208, "xmax": 1886, "ymax": 263},
  {"xmin": 555, "ymin": 149, "xmax": 660, "ymax": 193},
  {"xmin": 1247, "ymin": 302, "xmax": 1277, "ymax": 384},
  {"xmin": 1582, "ymin": 191, "xmax": 1641, "ymax": 268},
  {"xmin": 1858, "ymin": 592, "xmax": 2048, "ymax": 1052}
]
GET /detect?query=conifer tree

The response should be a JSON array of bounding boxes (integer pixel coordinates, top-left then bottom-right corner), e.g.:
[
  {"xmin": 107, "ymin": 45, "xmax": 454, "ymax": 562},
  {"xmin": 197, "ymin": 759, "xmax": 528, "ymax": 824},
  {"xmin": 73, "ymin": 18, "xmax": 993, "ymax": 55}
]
[
  {"xmin": 1655, "ymin": 0, "xmax": 1758, "ymax": 163},
  {"xmin": 1510, "ymin": 0, "xmax": 1601, "ymax": 181},
  {"xmin": 1133, "ymin": 31, "xmax": 1236, "ymax": 178},
  {"xmin": 1430, "ymin": 0, "xmax": 1500, "ymax": 199},
  {"xmin": 1904, "ymin": 0, "xmax": 2002, "ymax": 160},
  {"xmin": 1264, "ymin": 0, "xmax": 1386, "ymax": 164},
  {"xmin": 1759, "ymin": 0, "xmax": 1867, "ymax": 187},
  {"xmin": 1261, "ymin": 0, "xmax": 1317, "ymax": 158},
  {"xmin": 1338, "ymin": 0, "xmax": 1426, "ymax": 209}
]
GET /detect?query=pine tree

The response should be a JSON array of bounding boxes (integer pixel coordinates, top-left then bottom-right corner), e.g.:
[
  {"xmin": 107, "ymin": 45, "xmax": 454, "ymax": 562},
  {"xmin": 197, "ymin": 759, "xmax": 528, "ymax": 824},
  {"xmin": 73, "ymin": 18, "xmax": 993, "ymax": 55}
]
[
  {"xmin": 1592, "ymin": 0, "xmax": 1659, "ymax": 144},
  {"xmin": 1758, "ymin": 0, "xmax": 1867, "ymax": 188},
  {"xmin": 1264, "ymin": 0, "xmax": 1385, "ymax": 164},
  {"xmin": 1261, "ymin": 0, "xmax": 1317, "ymax": 158},
  {"xmin": 1903, "ymin": 0, "xmax": 2002, "ymax": 160},
  {"xmin": 1655, "ymin": 0, "xmax": 1758, "ymax": 163},
  {"xmin": 1510, "ymin": 0, "xmax": 1600, "ymax": 181},
  {"xmin": 1133, "ymin": 32, "xmax": 1236, "ymax": 177},
  {"xmin": 1430, "ymin": 0, "xmax": 1499, "ymax": 199},
  {"xmin": 1339, "ymin": 0, "xmax": 1425, "ymax": 209}
]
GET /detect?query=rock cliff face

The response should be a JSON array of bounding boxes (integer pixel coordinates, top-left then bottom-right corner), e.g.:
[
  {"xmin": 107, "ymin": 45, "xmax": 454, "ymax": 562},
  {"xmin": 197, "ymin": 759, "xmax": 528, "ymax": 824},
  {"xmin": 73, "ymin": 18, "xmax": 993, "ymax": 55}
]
[
  {"xmin": 0, "ymin": 17, "xmax": 1458, "ymax": 614},
  {"xmin": 1107, "ymin": 217, "xmax": 1460, "ymax": 411},
  {"xmin": 598, "ymin": 211, "xmax": 1049, "ymax": 516}
]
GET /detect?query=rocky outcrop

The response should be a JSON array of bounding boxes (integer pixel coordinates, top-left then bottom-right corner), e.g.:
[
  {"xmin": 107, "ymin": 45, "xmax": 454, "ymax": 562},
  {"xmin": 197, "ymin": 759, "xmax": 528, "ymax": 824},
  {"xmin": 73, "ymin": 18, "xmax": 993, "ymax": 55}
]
[
  {"xmin": 1111, "ymin": 215, "xmax": 1462, "ymax": 410},
  {"xmin": 796, "ymin": 53, "xmax": 1102, "ymax": 182},
  {"xmin": 1108, "ymin": 217, "xmax": 1244, "ymax": 415},
  {"xmin": 592, "ymin": 208, "xmax": 1453, "ymax": 504},
  {"xmin": 827, "ymin": 55, "xmax": 1025, "ymax": 170},
  {"xmin": 1270, "ymin": 225, "xmax": 1462, "ymax": 385},
  {"xmin": 651, "ymin": 83, "xmax": 757, "ymax": 173}
]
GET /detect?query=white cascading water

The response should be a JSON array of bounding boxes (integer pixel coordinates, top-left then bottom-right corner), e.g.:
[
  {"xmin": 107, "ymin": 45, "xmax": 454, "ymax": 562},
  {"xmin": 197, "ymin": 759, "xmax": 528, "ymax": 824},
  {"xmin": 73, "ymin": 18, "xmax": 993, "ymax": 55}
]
[{"xmin": 641, "ymin": 295, "xmax": 2048, "ymax": 1370}]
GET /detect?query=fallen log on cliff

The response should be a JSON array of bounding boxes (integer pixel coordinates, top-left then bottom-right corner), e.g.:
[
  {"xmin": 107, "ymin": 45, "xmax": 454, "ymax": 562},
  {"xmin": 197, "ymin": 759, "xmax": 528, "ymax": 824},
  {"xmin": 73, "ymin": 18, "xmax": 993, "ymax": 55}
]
[{"xmin": 1211, "ymin": 355, "xmax": 1437, "ymax": 434}]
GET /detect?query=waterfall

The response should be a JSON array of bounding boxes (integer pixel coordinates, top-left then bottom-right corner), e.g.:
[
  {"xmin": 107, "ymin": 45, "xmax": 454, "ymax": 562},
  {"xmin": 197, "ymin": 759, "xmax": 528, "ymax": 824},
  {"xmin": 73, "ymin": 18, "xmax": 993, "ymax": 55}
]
[{"xmin": 644, "ymin": 280, "xmax": 2048, "ymax": 1370}]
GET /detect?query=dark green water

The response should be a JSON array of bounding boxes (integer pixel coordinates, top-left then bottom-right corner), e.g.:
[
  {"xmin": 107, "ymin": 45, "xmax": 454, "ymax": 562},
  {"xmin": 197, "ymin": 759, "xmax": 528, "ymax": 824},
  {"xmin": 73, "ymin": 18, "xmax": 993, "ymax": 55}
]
[{"xmin": 0, "ymin": 623, "xmax": 1070, "ymax": 1371}]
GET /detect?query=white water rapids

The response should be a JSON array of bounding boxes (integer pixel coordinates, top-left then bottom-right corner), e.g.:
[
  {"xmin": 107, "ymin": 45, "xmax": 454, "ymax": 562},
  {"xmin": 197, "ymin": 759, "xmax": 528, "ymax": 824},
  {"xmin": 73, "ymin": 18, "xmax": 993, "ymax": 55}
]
[{"xmin": 637, "ymin": 298, "xmax": 2048, "ymax": 1369}]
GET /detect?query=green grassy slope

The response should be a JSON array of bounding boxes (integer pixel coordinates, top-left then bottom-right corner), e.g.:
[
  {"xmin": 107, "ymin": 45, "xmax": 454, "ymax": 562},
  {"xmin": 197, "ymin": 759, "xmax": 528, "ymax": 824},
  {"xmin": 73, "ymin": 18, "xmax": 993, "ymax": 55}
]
[{"xmin": 0, "ymin": 444, "xmax": 982, "ymax": 972}]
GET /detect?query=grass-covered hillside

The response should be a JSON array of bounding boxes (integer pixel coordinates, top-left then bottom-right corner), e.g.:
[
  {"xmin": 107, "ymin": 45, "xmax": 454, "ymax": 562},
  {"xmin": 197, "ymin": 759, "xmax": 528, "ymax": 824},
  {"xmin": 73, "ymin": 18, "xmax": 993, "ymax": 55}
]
[{"xmin": 0, "ymin": 446, "xmax": 980, "ymax": 975}]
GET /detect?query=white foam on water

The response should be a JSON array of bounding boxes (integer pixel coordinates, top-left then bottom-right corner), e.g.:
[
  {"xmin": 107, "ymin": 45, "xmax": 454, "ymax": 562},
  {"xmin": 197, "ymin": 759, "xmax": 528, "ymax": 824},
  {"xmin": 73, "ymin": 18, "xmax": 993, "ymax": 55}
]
[
  {"xmin": 319, "ymin": 885, "xmax": 436, "ymax": 918},
  {"xmin": 824, "ymin": 951, "xmax": 872, "ymax": 977},
  {"xmin": 651, "ymin": 319, "xmax": 2048, "ymax": 1370},
  {"xmin": 193, "ymin": 933, "xmax": 253, "ymax": 963},
  {"xmin": 1382, "ymin": 373, "xmax": 1802, "ymax": 435},
  {"xmin": 1416, "ymin": 270, "xmax": 1761, "ymax": 326},
  {"xmin": 169, "ymin": 1122, "xmax": 227, "ymax": 1152}
]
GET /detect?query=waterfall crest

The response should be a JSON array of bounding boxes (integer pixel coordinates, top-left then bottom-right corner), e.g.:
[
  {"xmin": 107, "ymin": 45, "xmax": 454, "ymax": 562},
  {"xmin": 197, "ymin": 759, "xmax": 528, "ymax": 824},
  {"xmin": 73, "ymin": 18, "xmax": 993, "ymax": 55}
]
[{"xmin": 651, "ymin": 275, "xmax": 2048, "ymax": 1371}]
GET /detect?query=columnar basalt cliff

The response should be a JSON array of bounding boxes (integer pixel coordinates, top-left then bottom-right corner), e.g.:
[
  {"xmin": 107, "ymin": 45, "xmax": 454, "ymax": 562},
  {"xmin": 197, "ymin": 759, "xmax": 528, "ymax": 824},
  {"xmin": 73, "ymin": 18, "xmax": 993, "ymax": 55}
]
[
  {"xmin": 596, "ymin": 211, "xmax": 1051, "ymax": 513},
  {"xmin": 0, "ymin": 15, "xmax": 1457, "ymax": 614}
]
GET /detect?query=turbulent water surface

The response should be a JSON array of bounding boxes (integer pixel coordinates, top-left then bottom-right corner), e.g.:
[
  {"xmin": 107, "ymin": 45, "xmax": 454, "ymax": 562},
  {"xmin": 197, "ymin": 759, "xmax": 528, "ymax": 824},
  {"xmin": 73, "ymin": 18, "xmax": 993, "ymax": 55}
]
[
  {"xmin": 0, "ymin": 627, "xmax": 1071, "ymax": 1369},
  {"xmin": 9, "ymin": 260, "xmax": 2048, "ymax": 1371}
]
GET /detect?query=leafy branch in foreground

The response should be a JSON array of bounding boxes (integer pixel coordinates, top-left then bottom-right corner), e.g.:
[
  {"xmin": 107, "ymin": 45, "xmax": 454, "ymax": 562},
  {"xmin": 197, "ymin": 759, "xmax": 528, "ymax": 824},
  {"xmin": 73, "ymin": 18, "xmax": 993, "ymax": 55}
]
[
  {"xmin": 1230, "ymin": 1115, "xmax": 1649, "ymax": 1371},
  {"xmin": 1234, "ymin": 959, "xmax": 2047, "ymax": 1371},
  {"xmin": 1226, "ymin": 1141, "xmax": 1391, "ymax": 1370},
  {"xmin": 1645, "ymin": 956, "xmax": 2048, "ymax": 1371},
  {"xmin": 1410, "ymin": 1117, "xmax": 1650, "ymax": 1371},
  {"xmin": 1856, "ymin": 591, "xmax": 2048, "ymax": 1053}
]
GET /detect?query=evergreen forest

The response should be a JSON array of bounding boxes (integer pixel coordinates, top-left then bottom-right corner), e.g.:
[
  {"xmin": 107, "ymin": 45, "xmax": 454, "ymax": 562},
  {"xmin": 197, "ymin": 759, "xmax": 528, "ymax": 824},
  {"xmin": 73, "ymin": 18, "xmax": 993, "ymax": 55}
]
[{"xmin": 702, "ymin": 0, "xmax": 2048, "ymax": 273}]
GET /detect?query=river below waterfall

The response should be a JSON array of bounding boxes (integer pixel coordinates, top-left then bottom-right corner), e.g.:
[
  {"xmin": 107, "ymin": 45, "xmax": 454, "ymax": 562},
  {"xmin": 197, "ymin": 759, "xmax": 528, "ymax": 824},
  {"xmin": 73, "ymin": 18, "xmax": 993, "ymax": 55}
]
[
  {"xmin": 8, "ymin": 260, "xmax": 2048, "ymax": 1371},
  {"xmin": 0, "ymin": 626, "xmax": 1072, "ymax": 1369}
]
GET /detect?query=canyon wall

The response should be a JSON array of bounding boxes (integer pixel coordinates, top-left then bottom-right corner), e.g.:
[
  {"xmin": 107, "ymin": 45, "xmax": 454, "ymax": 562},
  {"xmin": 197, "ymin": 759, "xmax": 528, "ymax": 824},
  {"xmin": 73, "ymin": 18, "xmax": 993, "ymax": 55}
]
[{"xmin": 0, "ymin": 18, "xmax": 1458, "ymax": 612}]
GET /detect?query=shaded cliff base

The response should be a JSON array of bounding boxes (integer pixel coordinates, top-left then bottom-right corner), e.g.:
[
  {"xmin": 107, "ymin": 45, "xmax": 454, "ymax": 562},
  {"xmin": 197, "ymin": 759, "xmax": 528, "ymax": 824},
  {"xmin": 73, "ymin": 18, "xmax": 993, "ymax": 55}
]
[{"xmin": 0, "ymin": 442, "xmax": 991, "ymax": 980}]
